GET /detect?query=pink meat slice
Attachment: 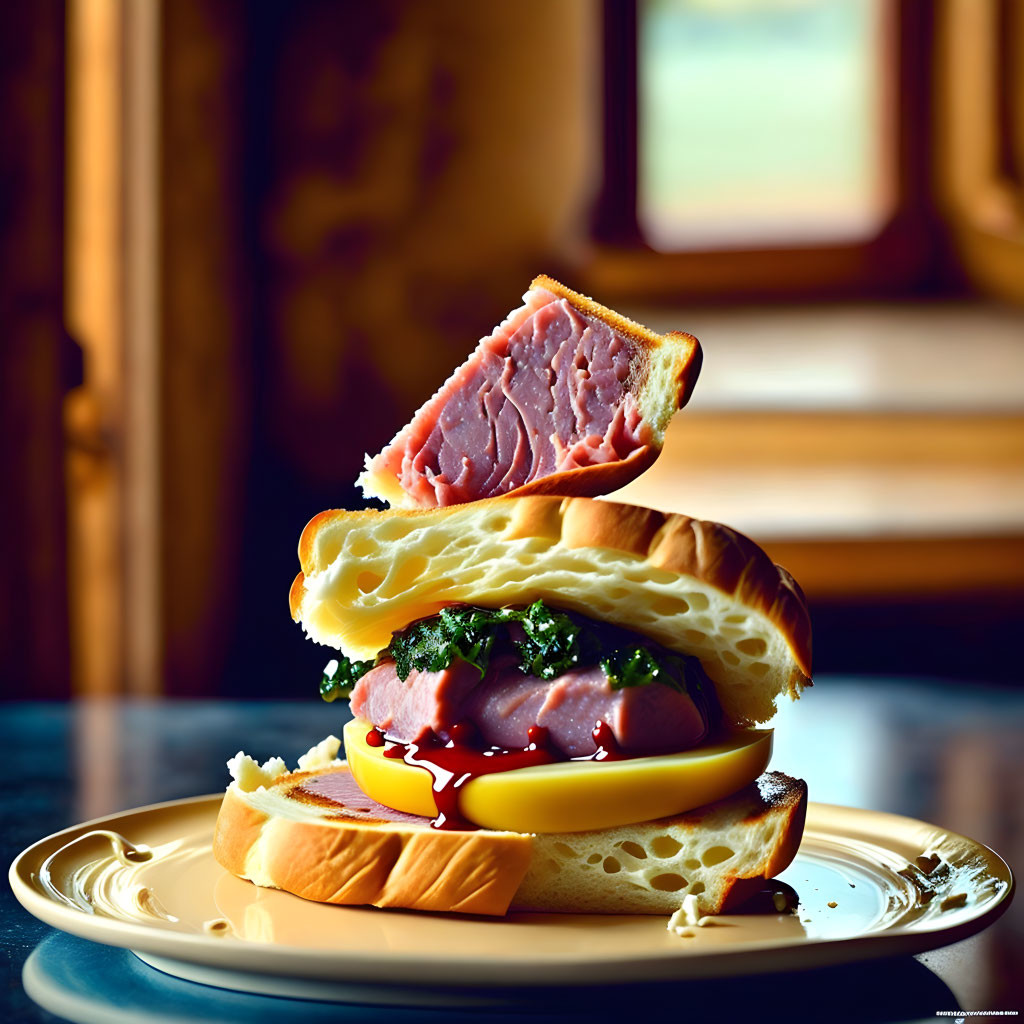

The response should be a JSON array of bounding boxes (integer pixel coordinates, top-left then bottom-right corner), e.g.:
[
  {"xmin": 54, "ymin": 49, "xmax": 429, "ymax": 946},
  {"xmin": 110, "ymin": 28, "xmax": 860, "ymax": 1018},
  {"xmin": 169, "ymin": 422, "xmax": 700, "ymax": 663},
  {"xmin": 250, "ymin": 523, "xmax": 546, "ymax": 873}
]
[
  {"xmin": 349, "ymin": 657, "xmax": 709, "ymax": 758},
  {"xmin": 295, "ymin": 770, "xmax": 430, "ymax": 826},
  {"xmin": 366, "ymin": 287, "xmax": 653, "ymax": 507},
  {"xmin": 349, "ymin": 658, "xmax": 482, "ymax": 740}
]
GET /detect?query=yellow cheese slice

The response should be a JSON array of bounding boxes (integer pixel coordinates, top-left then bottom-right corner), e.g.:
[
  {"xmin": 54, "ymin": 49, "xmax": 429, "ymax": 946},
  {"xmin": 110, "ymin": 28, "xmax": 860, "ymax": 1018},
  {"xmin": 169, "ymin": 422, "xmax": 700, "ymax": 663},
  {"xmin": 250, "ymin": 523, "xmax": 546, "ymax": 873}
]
[{"xmin": 342, "ymin": 717, "xmax": 773, "ymax": 833}]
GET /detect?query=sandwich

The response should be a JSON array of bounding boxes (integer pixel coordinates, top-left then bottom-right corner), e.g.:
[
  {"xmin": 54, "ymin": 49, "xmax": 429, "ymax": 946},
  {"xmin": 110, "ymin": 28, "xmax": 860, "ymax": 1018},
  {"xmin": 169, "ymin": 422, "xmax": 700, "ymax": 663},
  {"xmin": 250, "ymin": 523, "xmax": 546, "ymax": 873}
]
[
  {"xmin": 214, "ymin": 278, "xmax": 809, "ymax": 920},
  {"xmin": 214, "ymin": 495, "xmax": 811, "ymax": 917}
]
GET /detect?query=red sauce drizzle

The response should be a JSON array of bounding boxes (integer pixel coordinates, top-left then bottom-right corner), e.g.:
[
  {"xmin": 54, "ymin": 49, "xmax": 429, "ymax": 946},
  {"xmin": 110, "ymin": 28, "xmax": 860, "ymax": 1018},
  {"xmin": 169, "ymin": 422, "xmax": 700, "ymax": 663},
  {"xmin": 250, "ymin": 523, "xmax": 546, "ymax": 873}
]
[
  {"xmin": 590, "ymin": 721, "xmax": 627, "ymax": 762},
  {"xmin": 367, "ymin": 720, "xmax": 631, "ymax": 831}
]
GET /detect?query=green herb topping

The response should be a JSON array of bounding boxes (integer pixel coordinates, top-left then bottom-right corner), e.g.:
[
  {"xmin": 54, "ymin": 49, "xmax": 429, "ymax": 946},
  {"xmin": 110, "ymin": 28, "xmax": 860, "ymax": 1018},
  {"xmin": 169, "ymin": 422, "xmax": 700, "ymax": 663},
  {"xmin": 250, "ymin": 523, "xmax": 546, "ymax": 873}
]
[
  {"xmin": 318, "ymin": 600, "xmax": 717, "ymax": 719},
  {"xmin": 320, "ymin": 656, "xmax": 374, "ymax": 702}
]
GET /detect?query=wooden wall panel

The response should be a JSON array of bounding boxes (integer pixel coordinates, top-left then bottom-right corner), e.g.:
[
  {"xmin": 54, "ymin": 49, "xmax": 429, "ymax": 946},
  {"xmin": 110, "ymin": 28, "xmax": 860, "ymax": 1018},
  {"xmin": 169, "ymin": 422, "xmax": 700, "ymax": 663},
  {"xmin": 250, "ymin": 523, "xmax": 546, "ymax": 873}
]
[
  {"xmin": 158, "ymin": 0, "xmax": 249, "ymax": 696},
  {"xmin": 0, "ymin": 1, "xmax": 69, "ymax": 699},
  {"xmin": 65, "ymin": 0, "xmax": 163, "ymax": 696}
]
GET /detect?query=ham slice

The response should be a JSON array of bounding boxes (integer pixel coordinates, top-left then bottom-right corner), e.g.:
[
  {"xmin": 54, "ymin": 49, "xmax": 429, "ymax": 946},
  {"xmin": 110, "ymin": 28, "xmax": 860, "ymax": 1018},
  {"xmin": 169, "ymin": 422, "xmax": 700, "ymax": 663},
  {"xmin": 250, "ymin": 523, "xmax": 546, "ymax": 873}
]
[
  {"xmin": 349, "ymin": 656, "xmax": 710, "ymax": 758},
  {"xmin": 293, "ymin": 769, "xmax": 430, "ymax": 826},
  {"xmin": 359, "ymin": 277, "xmax": 701, "ymax": 508}
]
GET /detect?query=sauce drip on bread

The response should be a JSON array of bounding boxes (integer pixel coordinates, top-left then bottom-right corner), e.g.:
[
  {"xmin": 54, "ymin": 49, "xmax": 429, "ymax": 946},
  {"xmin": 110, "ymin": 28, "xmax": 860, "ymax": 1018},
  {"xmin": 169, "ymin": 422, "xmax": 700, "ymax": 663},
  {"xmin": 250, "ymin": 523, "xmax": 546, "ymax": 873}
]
[{"xmin": 372, "ymin": 720, "xmax": 630, "ymax": 830}]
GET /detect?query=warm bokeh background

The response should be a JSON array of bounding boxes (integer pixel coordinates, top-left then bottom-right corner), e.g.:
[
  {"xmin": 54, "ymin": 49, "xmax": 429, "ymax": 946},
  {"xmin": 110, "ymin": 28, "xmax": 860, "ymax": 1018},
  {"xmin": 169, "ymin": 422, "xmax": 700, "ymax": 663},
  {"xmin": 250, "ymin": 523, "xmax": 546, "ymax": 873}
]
[{"xmin": 2, "ymin": 0, "xmax": 1023, "ymax": 701}]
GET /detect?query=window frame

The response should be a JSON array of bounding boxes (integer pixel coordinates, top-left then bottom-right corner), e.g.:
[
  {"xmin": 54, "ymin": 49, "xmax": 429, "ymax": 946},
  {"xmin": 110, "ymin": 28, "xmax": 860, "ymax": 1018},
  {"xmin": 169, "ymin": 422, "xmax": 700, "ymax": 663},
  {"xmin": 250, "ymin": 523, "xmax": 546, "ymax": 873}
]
[{"xmin": 587, "ymin": 0, "xmax": 940, "ymax": 302}]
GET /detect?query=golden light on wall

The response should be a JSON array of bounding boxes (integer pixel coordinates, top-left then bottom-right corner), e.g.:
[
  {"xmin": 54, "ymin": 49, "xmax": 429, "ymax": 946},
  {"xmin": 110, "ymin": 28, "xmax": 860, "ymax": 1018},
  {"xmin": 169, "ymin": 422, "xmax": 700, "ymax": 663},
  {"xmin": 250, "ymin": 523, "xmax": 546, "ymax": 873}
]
[{"xmin": 65, "ymin": 0, "xmax": 160, "ymax": 696}]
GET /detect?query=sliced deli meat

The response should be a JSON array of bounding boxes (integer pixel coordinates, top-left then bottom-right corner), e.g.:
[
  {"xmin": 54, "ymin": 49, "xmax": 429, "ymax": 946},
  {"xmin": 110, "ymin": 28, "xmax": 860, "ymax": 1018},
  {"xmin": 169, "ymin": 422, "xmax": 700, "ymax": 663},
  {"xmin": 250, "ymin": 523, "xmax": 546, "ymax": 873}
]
[
  {"xmin": 349, "ymin": 658, "xmax": 482, "ymax": 743},
  {"xmin": 349, "ymin": 654, "xmax": 712, "ymax": 757},
  {"xmin": 359, "ymin": 276, "xmax": 701, "ymax": 508},
  {"xmin": 293, "ymin": 769, "xmax": 430, "ymax": 827}
]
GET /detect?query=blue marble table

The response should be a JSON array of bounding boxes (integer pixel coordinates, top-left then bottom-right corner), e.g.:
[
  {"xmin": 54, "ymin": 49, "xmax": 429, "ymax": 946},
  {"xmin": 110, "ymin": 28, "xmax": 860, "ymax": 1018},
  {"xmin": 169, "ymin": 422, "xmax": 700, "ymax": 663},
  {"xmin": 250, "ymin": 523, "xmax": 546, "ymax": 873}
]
[{"xmin": 3, "ymin": 679, "xmax": 1021, "ymax": 1023}]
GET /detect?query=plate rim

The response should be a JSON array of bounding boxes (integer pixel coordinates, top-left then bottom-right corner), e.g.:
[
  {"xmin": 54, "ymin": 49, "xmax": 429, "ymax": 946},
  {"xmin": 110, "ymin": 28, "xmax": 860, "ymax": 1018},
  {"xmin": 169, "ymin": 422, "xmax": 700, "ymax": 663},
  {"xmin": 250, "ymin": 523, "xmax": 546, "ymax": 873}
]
[{"xmin": 9, "ymin": 793, "xmax": 1016, "ymax": 986}]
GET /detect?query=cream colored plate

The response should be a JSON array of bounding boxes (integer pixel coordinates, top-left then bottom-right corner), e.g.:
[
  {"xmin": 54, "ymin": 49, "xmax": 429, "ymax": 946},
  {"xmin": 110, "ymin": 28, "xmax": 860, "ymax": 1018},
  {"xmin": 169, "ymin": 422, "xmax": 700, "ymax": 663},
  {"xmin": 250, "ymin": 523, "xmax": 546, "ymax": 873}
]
[{"xmin": 9, "ymin": 795, "xmax": 1014, "ymax": 1000}]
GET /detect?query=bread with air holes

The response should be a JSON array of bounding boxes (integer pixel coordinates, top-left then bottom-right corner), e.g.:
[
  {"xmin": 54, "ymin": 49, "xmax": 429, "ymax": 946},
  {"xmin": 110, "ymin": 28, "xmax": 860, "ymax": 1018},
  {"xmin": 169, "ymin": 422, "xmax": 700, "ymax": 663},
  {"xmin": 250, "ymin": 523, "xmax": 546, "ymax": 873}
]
[
  {"xmin": 214, "ymin": 754, "xmax": 807, "ymax": 917},
  {"xmin": 518, "ymin": 770, "xmax": 806, "ymax": 914},
  {"xmin": 290, "ymin": 495, "xmax": 811, "ymax": 728},
  {"xmin": 358, "ymin": 275, "xmax": 702, "ymax": 509}
]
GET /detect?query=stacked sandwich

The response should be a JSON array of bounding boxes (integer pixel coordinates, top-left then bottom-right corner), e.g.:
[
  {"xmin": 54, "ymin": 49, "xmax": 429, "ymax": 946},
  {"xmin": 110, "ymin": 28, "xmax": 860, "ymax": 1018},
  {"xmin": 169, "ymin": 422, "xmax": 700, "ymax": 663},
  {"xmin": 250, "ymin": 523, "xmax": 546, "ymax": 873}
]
[{"xmin": 214, "ymin": 276, "xmax": 811, "ymax": 918}]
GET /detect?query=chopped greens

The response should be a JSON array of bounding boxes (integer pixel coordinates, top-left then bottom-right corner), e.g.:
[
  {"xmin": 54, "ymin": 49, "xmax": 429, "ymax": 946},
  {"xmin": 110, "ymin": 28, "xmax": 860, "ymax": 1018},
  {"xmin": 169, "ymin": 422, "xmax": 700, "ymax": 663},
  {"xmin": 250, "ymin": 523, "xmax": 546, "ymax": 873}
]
[
  {"xmin": 512, "ymin": 601, "xmax": 601, "ymax": 680},
  {"xmin": 390, "ymin": 605, "xmax": 502, "ymax": 680},
  {"xmin": 608, "ymin": 646, "xmax": 695, "ymax": 698},
  {"xmin": 318, "ymin": 599, "xmax": 716, "ymax": 716},
  {"xmin": 320, "ymin": 656, "xmax": 374, "ymax": 702},
  {"xmin": 389, "ymin": 601, "xmax": 604, "ymax": 683}
]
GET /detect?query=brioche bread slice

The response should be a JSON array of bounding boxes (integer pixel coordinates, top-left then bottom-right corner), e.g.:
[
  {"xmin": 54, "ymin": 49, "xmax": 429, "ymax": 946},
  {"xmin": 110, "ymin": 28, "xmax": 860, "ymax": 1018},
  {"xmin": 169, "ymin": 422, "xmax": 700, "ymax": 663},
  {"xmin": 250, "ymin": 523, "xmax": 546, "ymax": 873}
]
[
  {"xmin": 290, "ymin": 495, "xmax": 811, "ymax": 727},
  {"xmin": 358, "ymin": 275, "xmax": 701, "ymax": 509},
  {"xmin": 213, "ymin": 743, "xmax": 807, "ymax": 917}
]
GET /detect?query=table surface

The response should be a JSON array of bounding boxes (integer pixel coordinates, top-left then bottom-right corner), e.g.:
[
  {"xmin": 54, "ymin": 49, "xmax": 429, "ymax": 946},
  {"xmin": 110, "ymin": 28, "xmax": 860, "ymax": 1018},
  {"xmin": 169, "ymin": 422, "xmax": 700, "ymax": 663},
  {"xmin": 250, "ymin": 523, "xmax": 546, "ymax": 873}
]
[{"xmin": 3, "ymin": 679, "xmax": 1022, "ymax": 1023}]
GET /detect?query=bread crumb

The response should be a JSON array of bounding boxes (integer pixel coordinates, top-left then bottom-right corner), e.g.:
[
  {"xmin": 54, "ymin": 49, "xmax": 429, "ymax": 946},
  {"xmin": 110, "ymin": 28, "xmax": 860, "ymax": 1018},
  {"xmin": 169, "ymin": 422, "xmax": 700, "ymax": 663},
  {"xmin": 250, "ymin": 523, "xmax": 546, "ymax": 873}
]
[
  {"xmin": 228, "ymin": 736, "xmax": 342, "ymax": 791},
  {"xmin": 667, "ymin": 894, "xmax": 701, "ymax": 936},
  {"xmin": 827, "ymin": 901, "xmax": 838, "ymax": 908},
  {"xmin": 940, "ymin": 893, "xmax": 967, "ymax": 911},
  {"xmin": 297, "ymin": 735, "xmax": 342, "ymax": 771},
  {"xmin": 227, "ymin": 751, "xmax": 287, "ymax": 792}
]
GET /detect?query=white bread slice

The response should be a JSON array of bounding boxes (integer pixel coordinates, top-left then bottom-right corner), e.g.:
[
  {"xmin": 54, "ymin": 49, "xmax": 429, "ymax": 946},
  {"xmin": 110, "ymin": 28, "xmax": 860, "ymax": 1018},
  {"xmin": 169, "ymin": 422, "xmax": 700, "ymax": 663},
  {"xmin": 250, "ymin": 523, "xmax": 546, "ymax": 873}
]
[
  {"xmin": 213, "ymin": 757, "xmax": 807, "ymax": 917},
  {"xmin": 519, "ymin": 772, "xmax": 807, "ymax": 915},
  {"xmin": 358, "ymin": 275, "xmax": 702, "ymax": 509},
  {"xmin": 290, "ymin": 495, "xmax": 811, "ymax": 727},
  {"xmin": 214, "ymin": 784, "xmax": 533, "ymax": 917}
]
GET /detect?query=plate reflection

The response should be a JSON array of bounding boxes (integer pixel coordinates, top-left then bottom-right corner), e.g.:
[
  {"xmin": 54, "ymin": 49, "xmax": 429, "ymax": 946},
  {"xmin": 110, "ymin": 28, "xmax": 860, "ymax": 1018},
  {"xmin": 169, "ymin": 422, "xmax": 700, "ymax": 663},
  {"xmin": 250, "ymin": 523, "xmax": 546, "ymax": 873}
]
[{"xmin": 24, "ymin": 930, "xmax": 959, "ymax": 1024}]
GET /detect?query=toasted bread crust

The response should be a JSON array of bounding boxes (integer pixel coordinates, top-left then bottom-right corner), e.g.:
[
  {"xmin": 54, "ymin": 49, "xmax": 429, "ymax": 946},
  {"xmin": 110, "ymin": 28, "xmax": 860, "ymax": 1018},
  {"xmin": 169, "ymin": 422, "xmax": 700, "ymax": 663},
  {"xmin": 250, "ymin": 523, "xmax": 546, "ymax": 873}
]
[
  {"xmin": 213, "ymin": 770, "xmax": 534, "ymax": 916},
  {"xmin": 214, "ymin": 765, "xmax": 807, "ymax": 916},
  {"xmin": 291, "ymin": 495, "xmax": 810, "ymax": 724},
  {"xmin": 483, "ymin": 444, "xmax": 659, "ymax": 503},
  {"xmin": 213, "ymin": 788, "xmax": 270, "ymax": 879}
]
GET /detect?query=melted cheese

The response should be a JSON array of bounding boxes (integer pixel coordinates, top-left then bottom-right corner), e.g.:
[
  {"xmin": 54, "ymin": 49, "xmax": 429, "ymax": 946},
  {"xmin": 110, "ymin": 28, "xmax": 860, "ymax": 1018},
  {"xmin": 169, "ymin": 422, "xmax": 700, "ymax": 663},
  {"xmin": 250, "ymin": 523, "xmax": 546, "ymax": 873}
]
[{"xmin": 342, "ymin": 718, "xmax": 772, "ymax": 833}]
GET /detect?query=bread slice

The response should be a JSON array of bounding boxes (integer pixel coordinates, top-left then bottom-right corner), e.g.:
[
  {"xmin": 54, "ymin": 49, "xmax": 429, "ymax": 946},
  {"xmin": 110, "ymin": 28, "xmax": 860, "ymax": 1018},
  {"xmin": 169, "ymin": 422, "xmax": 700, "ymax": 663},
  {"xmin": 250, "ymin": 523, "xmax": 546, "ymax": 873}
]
[
  {"xmin": 213, "ymin": 748, "xmax": 807, "ymax": 918},
  {"xmin": 214, "ymin": 779, "xmax": 533, "ymax": 917},
  {"xmin": 519, "ymin": 772, "xmax": 807, "ymax": 915},
  {"xmin": 358, "ymin": 275, "xmax": 701, "ymax": 509},
  {"xmin": 290, "ymin": 495, "xmax": 811, "ymax": 727}
]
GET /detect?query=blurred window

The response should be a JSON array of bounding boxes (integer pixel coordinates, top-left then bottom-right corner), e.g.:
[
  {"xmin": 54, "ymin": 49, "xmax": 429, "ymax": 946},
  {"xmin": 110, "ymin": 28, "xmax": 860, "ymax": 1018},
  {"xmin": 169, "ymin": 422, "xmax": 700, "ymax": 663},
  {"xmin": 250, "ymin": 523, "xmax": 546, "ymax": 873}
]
[{"xmin": 639, "ymin": 0, "xmax": 889, "ymax": 250}]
